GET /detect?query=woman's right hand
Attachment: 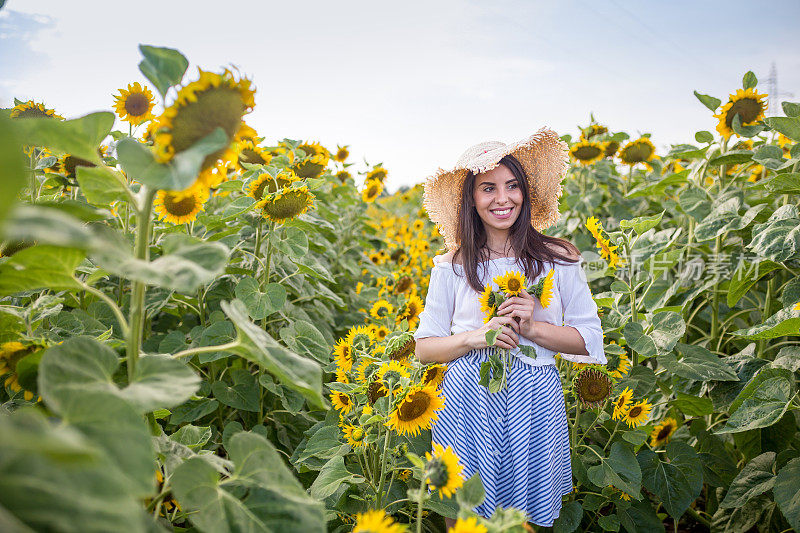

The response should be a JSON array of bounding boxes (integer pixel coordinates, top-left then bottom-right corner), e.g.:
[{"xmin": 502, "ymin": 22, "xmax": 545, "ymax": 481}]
[{"xmin": 467, "ymin": 316, "xmax": 520, "ymax": 350}]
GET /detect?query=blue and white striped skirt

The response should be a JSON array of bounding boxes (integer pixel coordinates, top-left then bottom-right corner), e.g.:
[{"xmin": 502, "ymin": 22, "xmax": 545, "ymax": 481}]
[{"xmin": 432, "ymin": 347, "xmax": 573, "ymax": 527}]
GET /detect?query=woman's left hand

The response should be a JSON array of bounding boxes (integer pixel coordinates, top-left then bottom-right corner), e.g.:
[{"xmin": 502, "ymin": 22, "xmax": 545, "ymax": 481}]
[{"xmin": 496, "ymin": 289, "xmax": 537, "ymax": 341}]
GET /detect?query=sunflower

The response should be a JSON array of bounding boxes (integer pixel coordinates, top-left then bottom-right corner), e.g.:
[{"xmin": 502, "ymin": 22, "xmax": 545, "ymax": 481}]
[
  {"xmin": 395, "ymin": 294, "xmax": 423, "ymax": 328},
  {"xmin": 292, "ymin": 141, "xmax": 330, "ymax": 178},
  {"xmin": 585, "ymin": 216, "xmax": 602, "ymax": 240},
  {"xmin": 609, "ymin": 351, "xmax": 631, "ymax": 380},
  {"xmin": 375, "ymin": 360, "xmax": 411, "ymax": 394},
  {"xmin": 113, "ymin": 82, "xmax": 155, "ymax": 125},
  {"xmin": 479, "ymin": 282, "xmax": 499, "ymax": 320},
  {"xmin": 777, "ymin": 133, "xmax": 792, "ymax": 157},
  {"xmin": 346, "ymin": 324, "xmax": 377, "ymax": 353},
  {"xmin": 713, "ymin": 87, "xmax": 768, "ymax": 140},
  {"xmin": 393, "ymin": 274, "xmax": 414, "ymax": 295},
  {"xmin": 450, "ymin": 517, "xmax": 488, "ymax": 533},
  {"xmin": 603, "ymin": 140, "xmax": 620, "ymax": 157},
  {"xmin": 369, "ymin": 299, "xmax": 394, "ymax": 321},
  {"xmin": 396, "ymin": 469, "xmax": 412, "ymax": 482},
  {"xmin": 245, "ymin": 169, "xmax": 297, "ymax": 200},
  {"xmin": 57, "ymin": 153, "xmax": 96, "ymax": 180},
  {"xmin": 385, "ymin": 332, "xmax": 415, "ymax": 362},
  {"xmin": 0, "ymin": 341, "xmax": 42, "ymax": 401},
  {"xmin": 330, "ymin": 391, "xmax": 353, "ymax": 414},
  {"xmin": 334, "ymin": 145, "xmax": 349, "ymax": 162},
  {"xmin": 335, "ymin": 169, "xmax": 351, "ymax": 183},
  {"xmin": 623, "ymin": 399, "xmax": 653, "ymax": 428},
  {"xmin": 570, "ymin": 140, "xmax": 605, "ymax": 166},
  {"xmin": 596, "ymin": 235, "xmax": 621, "ymax": 268},
  {"xmin": 572, "ymin": 366, "xmax": 612, "ymax": 408},
  {"xmin": 422, "ymin": 363, "xmax": 447, "ymax": 389},
  {"xmin": 10, "ymin": 100, "xmax": 64, "ymax": 120},
  {"xmin": 352, "ymin": 509, "xmax": 405, "ymax": 533},
  {"xmin": 531, "ymin": 269, "xmax": 555, "ymax": 308},
  {"xmin": 747, "ymin": 163, "xmax": 766, "ymax": 183},
  {"xmin": 151, "ymin": 67, "xmax": 255, "ymax": 179},
  {"xmin": 374, "ymin": 325, "xmax": 390, "ymax": 342},
  {"xmin": 386, "ymin": 383, "xmax": 444, "ymax": 436},
  {"xmin": 425, "ymin": 441, "xmax": 465, "ymax": 499},
  {"xmin": 153, "ymin": 183, "xmax": 210, "ymax": 225},
  {"xmin": 333, "ymin": 337, "xmax": 354, "ymax": 373},
  {"xmin": 611, "ymin": 386, "xmax": 634, "ymax": 420},
  {"xmin": 618, "ymin": 137, "xmax": 656, "ymax": 165},
  {"xmin": 580, "ymin": 124, "xmax": 608, "ymax": 140},
  {"xmin": 256, "ymin": 185, "xmax": 315, "ymax": 223},
  {"xmin": 494, "ymin": 270, "xmax": 527, "ymax": 297},
  {"xmin": 341, "ymin": 424, "xmax": 367, "ymax": 448},
  {"xmin": 650, "ymin": 417, "xmax": 679, "ymax": 447},
  {"xmin": 610, "ymin": 485, "xmax": 633, "ymax": 501},
  {"xmin": 366, "ymin": 166, "xmax": 388, "ymax": 183},
  {"xmin": 362, "ymin": 178, "xmax": 383, "ymax": 203},
  {"xmin": 356, "ymin": 358, "xmax": 381, "ymax": 385},
  {"xmin": 237, "ymin": 139, "xmax": 271, "ymax": 167}
]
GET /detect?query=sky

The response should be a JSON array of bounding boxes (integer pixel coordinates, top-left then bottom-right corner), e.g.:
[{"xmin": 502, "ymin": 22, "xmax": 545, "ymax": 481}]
[{"xmin": 2, "ymin": 0, "xmax": 799, "ymax": 192}]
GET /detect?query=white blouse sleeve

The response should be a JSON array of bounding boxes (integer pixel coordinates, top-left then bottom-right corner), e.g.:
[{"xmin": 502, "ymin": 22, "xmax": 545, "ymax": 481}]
[
  {"xmin": 413, "ymin": 263, "xmax": 455, "ymax": 339},
  {"xmin": 558, "ymin": 259, "xmax": 607, "ymax": 365}
]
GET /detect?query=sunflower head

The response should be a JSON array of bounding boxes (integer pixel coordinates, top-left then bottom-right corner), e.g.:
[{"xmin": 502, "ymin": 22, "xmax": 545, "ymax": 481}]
[
  {"xmin": 375, "ymin": 360, "xmax": 411, "ymax": 393},
  {"xmin": 237, "ymin": 139, "xmax": 271, "ymax": 167},
  {"xmin": 330, "ymin": 391, "xmax": 353, "ymax": 414},
  {"xmin": 611, "ymin": 386, "xmax": 634, "ymax": 421},
  {"xmin": 334, "ymin": 145, "xmax": 349, "ymax": 162},
  {"xmin": 1, "ymin": 341, "xmax": 44, "ymax": 401},
  {"xmin": 151, "ymin": 67, "xmax": 255, "ymax": 173},
  {"xmin": 346, "ymin": 325, "xmax": 377, "ymax": 353},
  {"xmin": 450, "ymin": 517, "xmax": 488, "ymax": 533},
  {"xmin": 580, "ymin": 124, "xmax": 608, "ymax": 140},
  {"xmin": 370, "ymin": 299, "xmax": 394, "ymax": 320},
  {"xmin": 571, "ymin": 366, "xmax": 613, "ymax": 408},
  {"xmin": 478, "ymin": 283, "xmax": 500, "ymax": 318},
  {"xmin": 619, "ymin": 137, "xmax": 656, "ymax": 165},
  {"xmin": 713, "ymin": 87, "xmax": 768, "ymax": 140},
  {"xmin": 570, "ymin": 140, "xmax": 605, "ymax": 166},
  {"xmin": 153, "ymin": 183, "xmax": 210, "ymax": 225},
  {"xmin": 422, "ymin": 363, "xmax": 447, "ymax": 389},
  {"xmin": 362, "ymin": 178, "xmax": 383, "ymax": 203},
  {"xmin": 603, "ymin": 140, "xmax": 620, "ymax": 157},
  {"xmin": 342, "ymin": 424, "xmax": 367, "ymax": 448},
  {"xmin": 256, "ymin": 184, "xmax": 315, "ymax": 223},
  {"xmin": 386, "ymin": 384, "xmax": 445, "ymax": 436},
  {"xmin": 113, "ymin": 82, "xmax": 156, "ymax": 125},
  {"xmin": 352, "ymin": 509, "xmax": 404, "ymax": 533},
  {"xmin": 393, "ymin": 274, "xmax": 414, "ymax": 294},
  {"xmin": 57, "ymin": 153, "xmax": 96, "ymax": 181},
  {"xmin": 624, "ymin": 399, "xmax": 653, "ymax": 428},
  {"xmin": 245, "ymin": 169, "xmax": 298, "ymax": 200},
  {"xmin": 385, "ymin": 332, "xmax": 415, "ymax": 362},
  {"xmin": 333, "ymin": 338, "xmax": 354, "ymax": 373},
  {"xmin": 531, "ymin": 269, "xmax": 555, "ymax": 308},
  {"xmin": 650, "ymin": 417, "xmax": 679, "ymax": 447},
  {"xmin": 494, "ymin": 270, "xmax": 527, "ymax": 297},
  {"xmin": 366, "ymin": 166, "xmax": 388, "ymax": 183},
  {"xmin": 424, "ymin": 441, "xmax": 465, "ymax": 499},
  {"xmin": 335, "ymin": 169, "xmax": 351, "ymax": 184}
]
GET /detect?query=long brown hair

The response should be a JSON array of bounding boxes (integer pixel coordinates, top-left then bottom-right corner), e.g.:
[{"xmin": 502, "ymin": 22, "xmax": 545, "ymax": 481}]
[{"xmin": 452, "ymin": 154, "xmax": 580, "ymax": 293}]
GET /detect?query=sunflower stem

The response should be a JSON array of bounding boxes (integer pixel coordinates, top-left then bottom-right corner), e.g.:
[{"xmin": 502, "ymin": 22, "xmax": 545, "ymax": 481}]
[
  {"xmin": 757, "ymin": 276, "xmax": 773, "ymax": 359},
  {"xmin": 375, "ymin": 423, "xmax": 392, "ymax": 508},
  {"xmin": 171, "ymin": 340, "xmax": 240, "ymax": 360},
  {"xmin": 254, "ymin": 218, "xmax": 263, "ymax": 275},
  {"xmin": 29, "ymin": 151, "xmax": 36, "ymax": 204},
  {"xmin": 710, "ymin": 233, "xmax": 722, "ymax": 341},
  {"xmin": 415, "ymin": 477, "xmax": 426, "ymax": 533},
  {"xmin": 126, "ymin": 186, "xmax": 156, "ymax": 383},
  {"xmin": 571, "ymin": 398, "xmax": 581, "ymax": 452}
]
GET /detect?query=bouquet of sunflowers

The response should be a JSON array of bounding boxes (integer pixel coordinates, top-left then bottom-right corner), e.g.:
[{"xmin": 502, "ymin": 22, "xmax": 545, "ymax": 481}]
[{"xmin": 478, "ymin": 268, "xmax": 554, "ymax": 392}]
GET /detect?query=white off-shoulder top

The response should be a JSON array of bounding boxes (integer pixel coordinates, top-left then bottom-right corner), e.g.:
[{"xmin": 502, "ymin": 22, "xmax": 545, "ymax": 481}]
[{"xmin": 412, "ymin": 255, "xmax": 606, "ymax": 367}]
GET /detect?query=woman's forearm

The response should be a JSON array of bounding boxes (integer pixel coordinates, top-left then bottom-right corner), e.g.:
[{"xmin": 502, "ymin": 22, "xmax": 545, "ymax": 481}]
[
  {"xmin": 414, "ymin": 332, "xmax": 475, "ymax": 365},
  {"xmin": 530, "ymin": 321, "xmax": 589, "ymax": 356}
]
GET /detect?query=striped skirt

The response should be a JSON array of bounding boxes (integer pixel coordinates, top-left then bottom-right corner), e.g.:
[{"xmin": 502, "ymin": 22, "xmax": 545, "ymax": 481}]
[{"xmin": 432, "ymin": 348, "xmax": 573, "ymax": 527}]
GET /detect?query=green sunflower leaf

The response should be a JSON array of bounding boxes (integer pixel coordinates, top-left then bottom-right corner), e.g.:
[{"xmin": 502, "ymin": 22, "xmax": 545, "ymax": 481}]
[
  {"xmin": 137, "ymin": 44, "xmax": 189, "ymax": 99},
  {"xmin": 0, "ymin": 115, "xmax": 26, "ymax": 226},
  {"xmin": 719, "ymin": 452, "xmax": 775, "ymax": 509},
  {"xmin": 638, "ymin": 441, "xmax": 703, "ymax": 519},
  {"xmin": 0, "ymin": 245, "xmax": 84, "ymax": 296},
  {"xmin": 774, "ymin": 457, "xmax": 800, "ymax": 532},
  {"xmin": 693, "ymin": 91, "xmax": 721, "ymax": 112},
  {"xmin": 731, "ymin": 304, "xmax": 800, "ymax": 340},
  {"xmin": 13, "ymin": 112, "xmax": 114, "ymax": 164},
  {"xmin": 727, "ymin": 259, "xmax": 783, "ymax": 307},
  {"xmin": 764, "ymin": 116, "xmax": 800, "ymax": 142},
  {"xmin": 75, "ymin": 166, "xmax": 130, "ymax": 207}
]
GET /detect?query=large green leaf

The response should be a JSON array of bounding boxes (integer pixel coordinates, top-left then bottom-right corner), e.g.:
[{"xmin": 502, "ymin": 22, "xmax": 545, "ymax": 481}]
[
  {"xmin": 211, "ymin": 369, "xmax": 259, "ymax": 412},
  {"xmin": 727, "ymin": 259, "xmax": 783, "ymax": 308},
  {"xmin": 0, "ymin": 245, "xmax": 84, "ymax": 296},
  {"xmin": 138, "ymin": 44, "xmax": 189, "ymax": 99},
  {"xmin": 171, "ymin": 432, "xmax": 326, "ymax": 533},
  {"xmin": 13, "ymin": 112, "xmax": 114, "ymax": 163},
  {"xmin": 774, "ymin": 457, "xmax": 800, "ymax": 532},
  {"xmin": 308, "ymin": 455, "xmax": 364, "ymax": 500},
  {"xmin": 746, "ymin": 204, "xmax": 800, "ymax": 262},
  {"xmin": 716, "ymin": 375, "xmax": 793, "ymax": 434},
  {"xmin": 233, "ymin": 277, "xmax": 286, "ymax": 320},
  {"xmin": 624, "ymin": 312, "xmax": 685, "ymax": 359},
  {"xmin": 764, "ymin": 116, "xmax": 800, "ymax": 142},
  {"xmin": 116, "ymin": 128, "xmax": 228, "ymax": 191},
  {"xmin": 222, "ymin": 299, "xmax": 327, "ymax": 410},
  {"xmin": 658, "ymin": 343, "xmax": 739, "ymax": 382},
  {"xmin": 0, "ymin": 114, "xmax": 26, "ymax": 225},
  {"xmin": 586, "ymin": 442, "xmax": 642, "ymax": 499},
  {"xmin": 719, "ymin": 452, "xmax": 776, "ymax": 509},
  {"xmin": 0, "ymin": 408, "xmax": 153, "ymax": 533},
  {"xmin": 693, "ymin": 196, "xmax": 765, "ymax": 242},
  {"xmin": 638, "ymin": 441, "xmax": 703, "ymax": 519},
  {"xmin": 39, "ymin": 336, "xmax": 199, "ymax": 414},
  {"xmin": 75, "ymin": 166, "xmax": 130, "ymax": 207},
  {"xmin": 731, "ymin": 303, "xmax": 800, "ymax": 340},
  {"xmin": 279, "ymin": 320, "xmax": 330, "ymax": 363}
]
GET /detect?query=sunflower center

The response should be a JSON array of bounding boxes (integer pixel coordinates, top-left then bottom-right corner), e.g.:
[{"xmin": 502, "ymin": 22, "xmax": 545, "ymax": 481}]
[
  {"xmin": 726, "ymin": 98, "xmax": 762, "ymax": 127},
  {"xmin": 240, "ymin": 148, "xmax": 267, "ymax": 165},
  {"xmin": 507, "ymin": 279, "xmax": 521, "ymax": 292},
  {"xmin": 352, "ymin": 427, "xmax": 364, "ymax": 441},
  {"xmin": 163, "ymin": 193, "xmax": 198, "ymax": 217},
  {"xmin": 657, "ymin": 426, "xmax": 671, "ymax": 440},
  {"xmin": 398, "ymin": 391, "xmax": 430, "ymax": 421},
  {"xmin": 338, "ymin": 393, "xmax": 350, "ymax": 406},
  {"xmin": 426, "ymin": 459, "xmax": 449, "ymax": 488},
  {"xmin": 623, "ymin": 143, "xmax": 654, "ymax": 163},
  {"xmin": 125, "ymin": 93, "xmax": 151, "ymax": 116},
  {"xmin": 628, "ymin": 406, "xmax": 642, "ymax": 417},
  {"xmin": 574, "ymin": 145, "xmax": 603, "ymax": 160},
  {"xmin": 262, "ymin": 189, "xmax": 312, "ymax": 221},
  {"xmin": 424, "ymin": 368, "xmax": 442, "ymax": 384},
  {"xmin": 169, "ymin": 86, "xmax": 244, "ymax": 168}
]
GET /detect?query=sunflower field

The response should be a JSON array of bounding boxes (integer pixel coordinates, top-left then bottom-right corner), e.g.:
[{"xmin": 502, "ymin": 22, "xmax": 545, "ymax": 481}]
[{"xmin": 1, "ymin": 44, "xmax": 799, "ymax": 533}]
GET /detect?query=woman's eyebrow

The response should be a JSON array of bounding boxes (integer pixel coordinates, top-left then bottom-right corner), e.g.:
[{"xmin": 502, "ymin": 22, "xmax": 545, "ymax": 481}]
[{"xmin": 478, "ymin": 179, "xmax": 517, "ymax": 186}]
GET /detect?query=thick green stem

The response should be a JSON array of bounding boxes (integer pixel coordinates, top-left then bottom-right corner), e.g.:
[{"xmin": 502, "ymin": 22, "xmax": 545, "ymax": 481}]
[
  {"xmin": 172, "ymin": 340, "xmax": 240, "ymax": 360},
  {"xmin": 375, "ymin": 426, "xmax": 393, "ymax": 508},
  {"xmin": 572, "ymin": 399, "xmax": 581, "ymax": 452},
  {"xmin": 757, "ymin": 276, "xmax": 774, "ymax": 358},
  {"xmin": 710, "ymin": 234, "xmax": 722, "ymax": 341},
  {"xmin": 126, "ymin": 187, "xmax": 156, "ymax": 382},
  {"xmin": 80, "ymin": 281, "xmax": 130, "ymax": 338},
  {"xmin": 416, "ymin": 479, "xmax": 425, "ymax": 533}
]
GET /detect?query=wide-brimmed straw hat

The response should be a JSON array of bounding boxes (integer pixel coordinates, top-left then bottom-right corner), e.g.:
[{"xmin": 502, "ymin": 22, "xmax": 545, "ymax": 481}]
[{"xmin": 421, "ymin": 127, "xmax": 569, "ymax": 252}]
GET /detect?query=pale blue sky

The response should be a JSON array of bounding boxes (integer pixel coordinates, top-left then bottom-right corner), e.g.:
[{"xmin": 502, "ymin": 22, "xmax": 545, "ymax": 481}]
[{"xmin": 2, "ymin": 0, "xmax": 798, "ymax": 191}]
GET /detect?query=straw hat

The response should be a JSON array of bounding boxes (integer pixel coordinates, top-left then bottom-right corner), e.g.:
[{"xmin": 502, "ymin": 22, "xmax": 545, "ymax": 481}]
[{"xmin": 421, "ymin": 126, "xmax": 570, "ymax": 252}]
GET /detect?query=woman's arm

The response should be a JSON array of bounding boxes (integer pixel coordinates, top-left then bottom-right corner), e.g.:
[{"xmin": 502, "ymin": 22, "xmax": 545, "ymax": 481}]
[
  {"xmin": 415, "ymin": 333, "xmax": 475, "ymax": 365},
  {"xmin": 530, "ymin": 322, "xmax": 589, "ymax": 356}
]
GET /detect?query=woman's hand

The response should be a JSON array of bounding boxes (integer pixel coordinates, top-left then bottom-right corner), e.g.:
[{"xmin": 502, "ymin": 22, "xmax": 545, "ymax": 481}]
[
  {"xmin": 496, "ymin": 289, "xmax": 537, "ymax": 340},
  {"xmin": 466, "ymin": 316, "xmax": 520, "ymax": 350}
]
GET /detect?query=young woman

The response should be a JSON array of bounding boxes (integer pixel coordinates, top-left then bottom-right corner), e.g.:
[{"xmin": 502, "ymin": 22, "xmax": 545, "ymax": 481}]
[{"xmin": 413, "ymin": 129, "xmax": 606, "ymax": 529}]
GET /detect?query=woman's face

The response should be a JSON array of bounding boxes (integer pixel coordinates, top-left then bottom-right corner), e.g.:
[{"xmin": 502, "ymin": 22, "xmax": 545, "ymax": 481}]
[{"xmin": 472, "ymin": 163, "xmax": 524, "ymax": 234}]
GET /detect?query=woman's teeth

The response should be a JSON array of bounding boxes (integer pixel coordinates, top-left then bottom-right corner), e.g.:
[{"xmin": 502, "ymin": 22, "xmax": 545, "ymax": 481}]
[{"xmin": 492, "ymin": 208, "xmax": 512, "ymax": 215}]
